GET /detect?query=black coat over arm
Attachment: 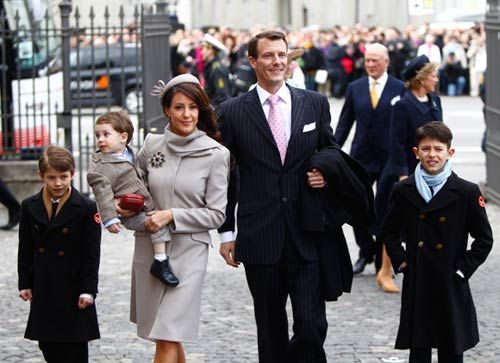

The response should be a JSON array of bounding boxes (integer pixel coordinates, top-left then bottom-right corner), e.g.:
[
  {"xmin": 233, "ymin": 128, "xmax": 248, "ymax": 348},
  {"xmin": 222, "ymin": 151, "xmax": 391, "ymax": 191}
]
[{"xmin": 301, "ymin": 145, "xmax": 376, "ymax": 301}]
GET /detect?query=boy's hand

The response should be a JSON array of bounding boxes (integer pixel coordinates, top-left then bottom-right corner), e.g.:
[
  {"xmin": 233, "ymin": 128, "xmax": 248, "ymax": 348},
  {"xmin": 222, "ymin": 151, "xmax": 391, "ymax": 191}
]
[
  {"xmin": 19, "ymin": 289, "xmax": 32, "ymax": 301},
  {"xmin": 115, "ymin": 198, "xmax": 136, "ymax": 218},
  {"xmin": 107, "ymin": 223, "xmax": 122, "ymax": 234},
  {"xmin": 78, "ymin": 296, "xmax": 94, "ymax": 310}
]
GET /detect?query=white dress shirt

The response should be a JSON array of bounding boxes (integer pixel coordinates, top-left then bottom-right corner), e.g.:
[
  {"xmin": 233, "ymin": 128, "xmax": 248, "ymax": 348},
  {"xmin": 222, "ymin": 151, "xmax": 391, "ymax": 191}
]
[{"xmin": 256, "ymin": 82, "xmax": 292, "ymax": 142}]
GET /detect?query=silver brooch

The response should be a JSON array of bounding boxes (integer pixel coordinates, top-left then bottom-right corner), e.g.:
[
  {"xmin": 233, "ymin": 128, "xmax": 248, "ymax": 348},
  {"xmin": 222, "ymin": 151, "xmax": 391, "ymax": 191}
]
[{"xmin": 150, "ymin": 152, "xmax": 166, "ymax": 168}]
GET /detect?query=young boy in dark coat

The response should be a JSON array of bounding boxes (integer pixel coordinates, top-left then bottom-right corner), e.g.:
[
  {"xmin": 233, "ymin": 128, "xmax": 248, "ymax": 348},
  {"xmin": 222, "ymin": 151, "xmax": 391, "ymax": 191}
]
[
  {"xmin": 380, "ymin": 122, "xmax": 493, "ymax": 363},
  {"xmin": 17, "ymin": 146, "xmax": 101, "ymax": 363}
]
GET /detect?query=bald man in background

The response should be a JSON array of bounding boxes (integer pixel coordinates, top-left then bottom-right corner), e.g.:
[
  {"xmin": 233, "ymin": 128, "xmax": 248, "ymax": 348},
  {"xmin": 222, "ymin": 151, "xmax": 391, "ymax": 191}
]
[{"xmin": 334, "ymin": 43, "xmax": 405, "ymax": 292}]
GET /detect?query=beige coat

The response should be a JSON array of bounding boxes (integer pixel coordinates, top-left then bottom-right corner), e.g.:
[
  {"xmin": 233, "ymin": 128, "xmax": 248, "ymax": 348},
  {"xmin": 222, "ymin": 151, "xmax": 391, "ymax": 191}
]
[
  {"xmin": 87, "ymin": 149, "xmax": 155, "ymax": 223},
  {"xmin": 130, "ymin": 126, "xmax": 230, "ymax": 342}
]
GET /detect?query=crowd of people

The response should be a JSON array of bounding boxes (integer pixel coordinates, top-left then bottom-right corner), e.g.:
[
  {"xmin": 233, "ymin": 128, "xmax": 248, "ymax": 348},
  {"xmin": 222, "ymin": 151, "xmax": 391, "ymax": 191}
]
[{"xmin": 169, "ymin": 22, "xmax": 487, "ymax": 99}]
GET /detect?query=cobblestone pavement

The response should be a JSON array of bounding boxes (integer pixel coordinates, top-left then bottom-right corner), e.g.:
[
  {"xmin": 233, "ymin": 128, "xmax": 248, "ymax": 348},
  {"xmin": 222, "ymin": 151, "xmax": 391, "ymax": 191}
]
[
  {"xmin": 1, "ymin": 202, "xmax": 499, "ymax": 363},
  {"xmin": 1, "ymin": 96, "xmax": 498, "ymax": 362}
]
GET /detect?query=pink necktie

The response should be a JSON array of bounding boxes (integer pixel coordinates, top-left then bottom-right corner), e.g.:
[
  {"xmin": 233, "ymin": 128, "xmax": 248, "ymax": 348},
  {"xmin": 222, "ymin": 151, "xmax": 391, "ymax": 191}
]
[{"xmin": 267, "ymin": 94, "xmax": 287, "ymax": 164}]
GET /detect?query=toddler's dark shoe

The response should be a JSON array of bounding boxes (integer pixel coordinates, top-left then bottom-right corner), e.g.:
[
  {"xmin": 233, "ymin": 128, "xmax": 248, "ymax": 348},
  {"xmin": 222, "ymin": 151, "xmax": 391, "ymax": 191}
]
[{"xmin": 150, "ymin": 258, "xmax": 179, "ymax": 287}]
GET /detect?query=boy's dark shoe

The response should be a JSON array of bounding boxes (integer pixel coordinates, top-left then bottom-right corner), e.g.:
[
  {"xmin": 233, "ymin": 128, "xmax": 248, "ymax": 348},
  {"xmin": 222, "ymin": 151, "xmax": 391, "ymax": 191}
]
[
  {"xmin": 150, "ymin": 258, "xmax": 179, "ymax": 287},
  {"xmin": 0, "ymin": 209, "xmax": 21, "ymax": 230}
]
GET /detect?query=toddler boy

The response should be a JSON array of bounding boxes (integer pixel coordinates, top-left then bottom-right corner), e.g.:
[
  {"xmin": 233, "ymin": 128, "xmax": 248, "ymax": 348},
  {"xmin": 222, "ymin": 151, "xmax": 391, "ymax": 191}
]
[{"xmin": 87, "ymin": 111, "xmax": 178, "ymax": 286}]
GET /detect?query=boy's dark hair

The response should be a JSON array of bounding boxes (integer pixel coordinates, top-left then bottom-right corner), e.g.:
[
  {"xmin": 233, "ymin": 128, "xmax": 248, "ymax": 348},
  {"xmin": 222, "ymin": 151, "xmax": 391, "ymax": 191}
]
[
  {"xmin": 95, "ymin": 110, "xmax": 134, "ymax": 144},
  {"xmin": 39, "ymin": 145, "xmax": 76, "ymax": 175},
  {"xmin": 247, "ymin": 31, "xmax": 288, "ymax": 59},
  {"xmin": 415, "ymin": 121, "xmax": 453, "ymax": 148}
]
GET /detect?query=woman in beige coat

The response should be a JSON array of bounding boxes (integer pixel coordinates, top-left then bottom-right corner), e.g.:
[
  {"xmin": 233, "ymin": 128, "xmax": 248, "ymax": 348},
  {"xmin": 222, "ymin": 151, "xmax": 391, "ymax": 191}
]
[{"xmin": 123, "ymin": 74, "xmax": 230, "ymax": 363}]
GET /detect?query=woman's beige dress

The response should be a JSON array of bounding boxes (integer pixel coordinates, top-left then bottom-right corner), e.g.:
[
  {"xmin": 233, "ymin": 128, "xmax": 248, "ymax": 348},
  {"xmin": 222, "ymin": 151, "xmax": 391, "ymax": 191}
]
[{"xmin": 130, "ymin": 126, "xmax": 230, "ymax": 342}]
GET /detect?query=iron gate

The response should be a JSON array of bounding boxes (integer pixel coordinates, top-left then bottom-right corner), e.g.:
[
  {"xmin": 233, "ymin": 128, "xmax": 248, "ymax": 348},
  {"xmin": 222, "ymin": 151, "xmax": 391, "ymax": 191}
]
[{"xmin": 0, "ymin": 1, "xmax": 172, "ymax": 194}]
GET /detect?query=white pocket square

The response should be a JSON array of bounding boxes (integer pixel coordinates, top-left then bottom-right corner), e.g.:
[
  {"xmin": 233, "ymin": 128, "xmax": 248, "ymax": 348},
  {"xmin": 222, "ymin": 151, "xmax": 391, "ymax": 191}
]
[
  {"xmin": 303, "ymin": 122, "xmax": 316, "ymax": 132},
  {"xmin": 391, "ymin": 95, "xmax": 401, "ymax": 106}
]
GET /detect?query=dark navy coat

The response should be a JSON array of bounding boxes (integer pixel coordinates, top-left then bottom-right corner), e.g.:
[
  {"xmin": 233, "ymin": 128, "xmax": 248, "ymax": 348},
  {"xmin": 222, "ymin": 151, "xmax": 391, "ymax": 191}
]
[
  {"xmin": 381, "ymin": 173, "xmax": 493, "ymax": 354},
  {"xmin": 18, "ymin": 188, "xmax": 101, "ymax": 342},
  {"xmin": 335, "ymin": 75, "xmax": 405, "ymax": 175},
  {"xmin": 388, "ymin": 91, "xmax": 443, "ymax": 176}
]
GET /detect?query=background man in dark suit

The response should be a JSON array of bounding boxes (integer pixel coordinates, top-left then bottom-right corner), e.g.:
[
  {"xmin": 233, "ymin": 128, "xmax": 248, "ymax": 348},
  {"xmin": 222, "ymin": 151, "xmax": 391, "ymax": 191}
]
[
  {"xmin": 217, "ymin": 31, "xmax": 336, "ymax": 363},
  {"xmin": 0, "ymin": 178, "xmax": 21, "ymax": 230},
  {"xmin": 334, "ymin": 43, "xmax": 405, "ymax": 292}
]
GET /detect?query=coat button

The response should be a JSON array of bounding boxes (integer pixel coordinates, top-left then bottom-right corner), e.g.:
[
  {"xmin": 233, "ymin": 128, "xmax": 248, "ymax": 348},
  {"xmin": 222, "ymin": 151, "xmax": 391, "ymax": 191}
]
[
  {"xmin": 436, "ymin": 243, "xmax": 444, "ymax": 250},
  {"xmin": 419, "ymin": 213, "xmax": 426, "ymax": 219},
  {"xmin": 57, "ymin": 251, "xmax": 65, "ymax": 257},
  {"xmin": 39, "ymin": 247, "xmax": 45, "ymax": 253},
  {"xmin": 418, "ymin": 241, "xmax": 424, "ymax": 248},
  {"xmin": 62, "ymin": 227, "xmax": 69, "ymax": 234},
  {"xmin": 282, "ymin": 197, "xmax": 288, "ymax": 202},
  {"xmin": 439, "ymin": 216, "xmax": 446, "ymax": 223}
]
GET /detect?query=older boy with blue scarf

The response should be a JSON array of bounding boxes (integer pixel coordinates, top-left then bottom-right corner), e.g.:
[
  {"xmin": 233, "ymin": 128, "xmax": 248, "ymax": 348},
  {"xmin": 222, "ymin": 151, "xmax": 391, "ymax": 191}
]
[{"xmin": 380, "ymin": 121, "xmax": 493, "ymax": 363}]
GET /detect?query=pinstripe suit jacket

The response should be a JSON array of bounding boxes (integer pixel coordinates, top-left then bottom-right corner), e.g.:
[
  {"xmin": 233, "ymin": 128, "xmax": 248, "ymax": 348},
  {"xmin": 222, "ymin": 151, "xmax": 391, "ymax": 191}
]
[{"xmin": 218, "ymin": 85, "xmax": 337, "ymax": 264}]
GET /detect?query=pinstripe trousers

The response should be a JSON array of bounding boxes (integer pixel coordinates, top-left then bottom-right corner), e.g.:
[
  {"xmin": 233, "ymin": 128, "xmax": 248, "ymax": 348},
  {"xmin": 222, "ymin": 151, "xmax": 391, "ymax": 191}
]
[{"xmin": 244, "ymin": 229, "xmax": 327, "ymax": 363}]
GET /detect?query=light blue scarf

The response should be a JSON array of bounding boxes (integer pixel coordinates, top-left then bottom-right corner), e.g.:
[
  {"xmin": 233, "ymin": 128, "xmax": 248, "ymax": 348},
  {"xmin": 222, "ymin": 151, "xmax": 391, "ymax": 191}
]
[{"xmin": 414, "ymin": 160, "xmax": 452, "ymax": 203}]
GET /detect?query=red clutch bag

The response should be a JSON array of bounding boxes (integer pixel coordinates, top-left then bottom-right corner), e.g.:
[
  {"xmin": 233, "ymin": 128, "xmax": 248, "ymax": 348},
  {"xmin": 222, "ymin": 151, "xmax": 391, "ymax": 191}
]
[{"xmin": 119, "ymin": 194, "xmax": 145, "ymax": 214}]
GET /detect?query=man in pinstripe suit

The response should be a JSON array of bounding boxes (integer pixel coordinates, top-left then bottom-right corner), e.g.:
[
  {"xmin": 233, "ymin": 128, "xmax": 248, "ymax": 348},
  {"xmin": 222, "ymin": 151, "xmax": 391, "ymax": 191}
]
[{"xmin": 218, "ymin": 31, "xmax": 337, "ymax": 363}]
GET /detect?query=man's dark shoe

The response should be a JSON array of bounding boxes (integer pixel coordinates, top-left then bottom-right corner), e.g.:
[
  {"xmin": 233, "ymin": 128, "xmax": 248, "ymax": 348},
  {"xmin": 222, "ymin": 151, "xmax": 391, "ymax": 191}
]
[
  {"xmin": 0, "ymin": 209, "xmax": 21, "ymax": 231},
  {"xmin": 150, "ymin": 258, "xmax": 179, "ymax": 287},
  {"xmin": 353, "ymin": 257, "xmax": 371, "ymax": 275}
]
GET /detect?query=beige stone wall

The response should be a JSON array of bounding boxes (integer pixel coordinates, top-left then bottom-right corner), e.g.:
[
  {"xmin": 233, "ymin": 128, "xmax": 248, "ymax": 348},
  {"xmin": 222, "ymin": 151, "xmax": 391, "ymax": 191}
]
[
  {"xmin": 188, "ymin": 0, "xmax": 485, "ymax": 30},
  {"xmin": 0, "ymin": 161, "xmax": 43, "ymax": 202}
]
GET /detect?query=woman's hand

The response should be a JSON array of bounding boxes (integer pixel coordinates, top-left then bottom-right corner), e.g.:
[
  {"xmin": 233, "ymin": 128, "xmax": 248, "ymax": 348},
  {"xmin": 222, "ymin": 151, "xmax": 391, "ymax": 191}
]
[
  {"xmin": 115, "ymin": 198, "xmax": 137, "ymax": 218},
  {"xmin": 145, "ymin": 210, "xmax": 173, "ymax": 233}
]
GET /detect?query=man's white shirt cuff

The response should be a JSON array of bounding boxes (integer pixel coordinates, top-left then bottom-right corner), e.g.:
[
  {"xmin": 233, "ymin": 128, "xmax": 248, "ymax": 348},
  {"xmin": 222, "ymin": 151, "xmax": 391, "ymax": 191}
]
[
  {"xmin": 80, "ymin": 293, "xmax": 94, "ymax": 302},
  {"xmin": 220, "ymin": 231, "xmax": 236, "ymax": 243}
]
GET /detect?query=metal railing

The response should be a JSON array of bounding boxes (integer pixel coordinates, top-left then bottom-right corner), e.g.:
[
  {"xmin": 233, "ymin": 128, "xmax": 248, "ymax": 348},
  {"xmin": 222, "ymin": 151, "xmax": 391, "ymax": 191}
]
[
  {"xmin": 0, "ymin": 7, "xmax": 61, "ymax": 160},
  {"xmin": 0, "ymin": 3, "xmax": 146, "ymax": 194},
  {"xmin": 61, "ymin": 3, "xmax": 143, "ymax": 193}
]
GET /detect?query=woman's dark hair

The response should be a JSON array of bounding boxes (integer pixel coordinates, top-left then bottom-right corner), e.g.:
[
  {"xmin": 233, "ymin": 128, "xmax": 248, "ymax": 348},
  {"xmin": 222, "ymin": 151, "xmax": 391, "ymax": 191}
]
[
  {"xmin": 160, "ymin": 82, "xmax": 221, "ymax": 141},
  {"xmin": 247, "ymin": 31, "xmax": 288, "ymax": 59},
  {"xmin": 415, "ymin": 121, "xmax": 453, "ymax": 148}
]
